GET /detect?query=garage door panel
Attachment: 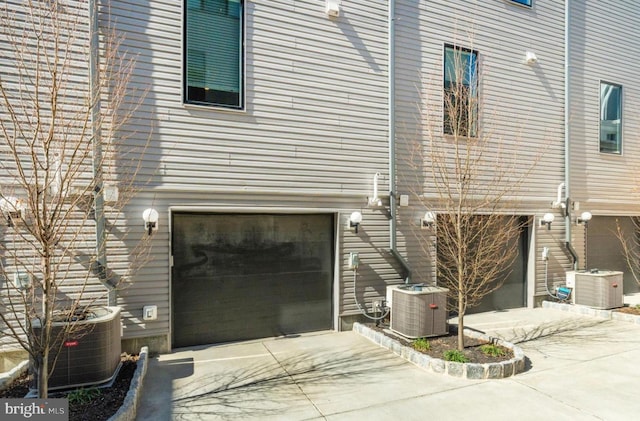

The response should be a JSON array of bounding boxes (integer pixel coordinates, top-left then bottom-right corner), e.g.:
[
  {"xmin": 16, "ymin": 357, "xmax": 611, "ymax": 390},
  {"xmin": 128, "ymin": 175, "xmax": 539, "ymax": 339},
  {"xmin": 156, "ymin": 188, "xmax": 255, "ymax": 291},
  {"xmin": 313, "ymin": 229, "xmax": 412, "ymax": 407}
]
[
  {"xmin": 587, "ymin": 216, "xmax": 640, "ymax": 295},
  {"xmin": 172, "ymin": 213, "xmax": 334, "ymax": 347}
]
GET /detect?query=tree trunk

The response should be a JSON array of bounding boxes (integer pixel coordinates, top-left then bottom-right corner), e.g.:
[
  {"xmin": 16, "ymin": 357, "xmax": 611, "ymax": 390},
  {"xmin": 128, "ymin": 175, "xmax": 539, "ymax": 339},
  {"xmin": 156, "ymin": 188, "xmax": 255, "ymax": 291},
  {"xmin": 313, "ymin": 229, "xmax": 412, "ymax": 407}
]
[
  {"xmin": 457, "ymin": 289, "xmax": 465, "ymax": 351},
  {"xmin": 37, "ymin": 351, "xmax": 49, "ymax": 399}
]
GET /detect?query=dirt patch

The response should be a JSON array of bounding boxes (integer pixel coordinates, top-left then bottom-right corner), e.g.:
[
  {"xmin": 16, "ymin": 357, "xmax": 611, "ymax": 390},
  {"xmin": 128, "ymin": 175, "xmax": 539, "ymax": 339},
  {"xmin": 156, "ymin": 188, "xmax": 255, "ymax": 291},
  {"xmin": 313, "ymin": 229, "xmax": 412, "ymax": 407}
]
[
  {"xmin": 614, "ymin": 306, "xmax": 640, "ymax": 316},
  {"xmin": 366, "ymin": 322, "xmax": 513, "ymax": 364},
  {"xmin": 0, "ymin": 354, "xmax": 138, "ymax": 421}
]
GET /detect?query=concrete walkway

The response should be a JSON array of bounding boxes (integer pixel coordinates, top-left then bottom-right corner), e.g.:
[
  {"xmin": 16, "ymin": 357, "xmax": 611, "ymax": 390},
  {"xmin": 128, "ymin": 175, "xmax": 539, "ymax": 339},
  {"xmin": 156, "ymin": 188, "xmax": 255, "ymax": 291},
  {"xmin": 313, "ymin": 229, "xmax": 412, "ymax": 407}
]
[{"xmin": 136, "ymin": 308, "xmax": 640, "ymax": 420}]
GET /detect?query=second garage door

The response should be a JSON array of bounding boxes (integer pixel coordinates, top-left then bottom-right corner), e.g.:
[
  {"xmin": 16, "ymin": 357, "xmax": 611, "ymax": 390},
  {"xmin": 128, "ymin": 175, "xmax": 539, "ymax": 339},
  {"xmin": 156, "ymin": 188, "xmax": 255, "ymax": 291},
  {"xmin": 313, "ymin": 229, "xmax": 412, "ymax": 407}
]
[{"xmin": 171, "ymin": 213, "xmax": 334, "ymax": 348}]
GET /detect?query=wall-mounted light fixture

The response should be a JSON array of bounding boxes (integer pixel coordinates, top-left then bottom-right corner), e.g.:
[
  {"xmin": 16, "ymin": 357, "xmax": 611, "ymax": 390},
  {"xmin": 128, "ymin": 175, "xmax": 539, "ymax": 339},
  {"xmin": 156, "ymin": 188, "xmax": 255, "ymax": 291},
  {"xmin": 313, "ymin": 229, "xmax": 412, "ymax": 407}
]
[
  {"xmin": 349, "ymin": 211, "xmax": 362, "ymax": 234},
  {"xmin": 421, "ymin": 211, "xmax": 436, "ymax": 229},
  {"xmin": 142, "ymin": 208, "xmax": 159, "ymax": 235},
  {"xmin": 540, "ymin": 212, "xmax": 554, "ymax": 230},
  {"xmin": 576, "ymin": 211, "xmax": 592, "ymax": 225},
  {"xmin": 525, "ymin": 51, "xmax": 538, "ymax": 65},
  {"xmin": 0, "ymin": 196, "xmax": 26, "ymax": 227},
  {"xmin": 326, "ymin": 0, "xmax": 340, "ymax": 17}
]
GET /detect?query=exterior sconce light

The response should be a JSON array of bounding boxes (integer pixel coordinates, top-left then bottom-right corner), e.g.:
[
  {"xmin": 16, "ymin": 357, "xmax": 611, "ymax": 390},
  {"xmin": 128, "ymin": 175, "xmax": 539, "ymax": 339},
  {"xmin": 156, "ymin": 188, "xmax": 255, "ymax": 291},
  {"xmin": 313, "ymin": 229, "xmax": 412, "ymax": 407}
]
[
  {"xmin": 349, "ymin": 211, "xmax": 362, "ymax": 234},
  {"xmin": 525, "ymin": 51, "xmax": 538, "ymax": 65},
  {"xmin": 326, "ymin": 0, "xmax": 340, "ymax": 17},
  {"xmin": 142, "ymin": 208, "xmax": 159, "ymax": 235},
  {"xmin": 421, "ymin": 211, "xmax": 436, "ymax": 229},
  {"xmin": 577, "ymin": 211, "xmax": 592, "ymax": 225},
  {"xmin": 0, "ymin": 196, "xmax": 26, "ymax": 227},
  {"xmin": 540, "ymin": 212, "xmax": 554, "ymax": 230}
]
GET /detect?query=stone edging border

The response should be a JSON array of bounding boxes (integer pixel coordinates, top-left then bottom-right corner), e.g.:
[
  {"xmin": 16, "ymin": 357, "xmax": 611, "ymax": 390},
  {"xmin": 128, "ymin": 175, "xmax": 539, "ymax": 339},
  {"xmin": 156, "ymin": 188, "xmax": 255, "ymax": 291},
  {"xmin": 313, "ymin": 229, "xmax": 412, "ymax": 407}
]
[
  {"xmin": 353, "ymin": 322, "xmax": 526, "ymax": 379},
  {"xmin": 0, "ymin": 360, "xmax": 29, "ymax": 392},
  {"xmin": 542, "ymin": 300, "xmax": 640, "ymax": 324},
  {"xmin": 108, "ymin": 346, "xmax": 149, "ymax": 421}
]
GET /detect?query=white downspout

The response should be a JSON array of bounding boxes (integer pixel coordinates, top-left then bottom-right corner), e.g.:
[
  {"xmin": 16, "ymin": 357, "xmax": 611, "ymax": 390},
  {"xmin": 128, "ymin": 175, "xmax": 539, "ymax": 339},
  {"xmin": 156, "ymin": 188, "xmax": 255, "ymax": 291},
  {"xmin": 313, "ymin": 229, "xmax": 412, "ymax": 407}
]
[
  {"xmin": 89, "ymin": 0, "xmax": 114, "ymax": 304},
  {"xmin": 564, "ymin": 0, "xmax": 578, "ymax": 270}
]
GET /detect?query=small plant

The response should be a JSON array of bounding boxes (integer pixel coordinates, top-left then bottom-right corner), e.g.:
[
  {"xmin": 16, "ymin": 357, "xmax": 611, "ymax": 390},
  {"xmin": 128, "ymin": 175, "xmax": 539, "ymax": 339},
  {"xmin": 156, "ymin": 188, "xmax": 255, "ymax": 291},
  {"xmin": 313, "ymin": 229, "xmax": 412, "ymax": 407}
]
[
  {"xmin": 67, "ymin": 388, "xmax": 102, "ymax": 405},
  {"xmin": 443, "ymin": 349, "xmax": 469, "ymax": 363},
  {"xmin": 412, "ymin": 338, "xmax": 431, "ymax": 352},
  {"xmin": 480, "ymin": 343, "xmax": 506, "ymax": 358}
]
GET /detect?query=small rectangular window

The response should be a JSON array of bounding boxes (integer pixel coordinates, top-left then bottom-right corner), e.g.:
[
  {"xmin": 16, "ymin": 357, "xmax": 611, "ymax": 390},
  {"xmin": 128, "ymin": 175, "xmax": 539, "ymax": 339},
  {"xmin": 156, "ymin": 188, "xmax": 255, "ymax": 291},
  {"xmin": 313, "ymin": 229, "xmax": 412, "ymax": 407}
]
[
  {"xmin": 184, "ymin": 0, "xmax": 244, "ymax": 109},
  {"xmin": 443, "ymin": 45, "xmax": 478, "ymax": 137},
  {"xmin": 600, "ymin": 82, "xmax": 622, "ymax": 154},
  {"xmin": 510, "ymin": 0, "xmax": 532, "ymax": 7}
]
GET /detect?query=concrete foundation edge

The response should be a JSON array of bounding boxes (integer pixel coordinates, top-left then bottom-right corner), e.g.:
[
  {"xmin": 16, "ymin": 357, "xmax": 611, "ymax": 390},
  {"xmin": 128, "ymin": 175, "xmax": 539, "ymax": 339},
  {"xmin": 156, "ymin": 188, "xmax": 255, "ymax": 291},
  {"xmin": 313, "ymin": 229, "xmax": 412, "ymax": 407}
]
[
  {"xmin": 542, "ymin": 300, "xmax": 640, "ymax": 324},
  {"xmin": 352, "ymin": 323, "xmax": 526, "ymax": 379}
]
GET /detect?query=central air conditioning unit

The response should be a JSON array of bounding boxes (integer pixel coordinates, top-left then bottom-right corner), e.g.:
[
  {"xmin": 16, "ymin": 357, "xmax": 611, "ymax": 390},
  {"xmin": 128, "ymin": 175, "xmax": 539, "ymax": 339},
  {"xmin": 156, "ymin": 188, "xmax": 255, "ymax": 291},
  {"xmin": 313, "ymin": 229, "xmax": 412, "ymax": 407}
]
[
  {"xmin": 32, "ymin": 306, "xmax": 122, "ymax": 391},
  {"xmin": 387, "ymin": 285, "xmax": 448, "ymax": 338},
  {"xmin": 571, "ymin": 270, "xmax": 623, "ymax": 309}
]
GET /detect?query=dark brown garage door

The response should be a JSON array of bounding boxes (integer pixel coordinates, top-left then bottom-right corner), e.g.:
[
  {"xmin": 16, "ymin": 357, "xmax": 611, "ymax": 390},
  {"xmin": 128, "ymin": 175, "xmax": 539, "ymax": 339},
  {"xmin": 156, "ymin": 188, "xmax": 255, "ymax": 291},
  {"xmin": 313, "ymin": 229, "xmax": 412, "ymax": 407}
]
[
  {"xmin": 587, "ymin": 216, "xmax": 640, "ymax": 295},
  {"xmin": 464, "ymin": 217, "xmax": 528, "ymax": 314},
  {"xmin": 171, "ymin": 213, "xmax": 334, "ymax": 348}
]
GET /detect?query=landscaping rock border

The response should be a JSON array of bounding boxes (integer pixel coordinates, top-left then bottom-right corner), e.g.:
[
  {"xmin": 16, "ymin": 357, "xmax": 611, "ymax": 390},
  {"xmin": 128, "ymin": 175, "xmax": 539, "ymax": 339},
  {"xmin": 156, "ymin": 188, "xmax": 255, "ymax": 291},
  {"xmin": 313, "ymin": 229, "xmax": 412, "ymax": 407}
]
[
  {"xmin": 107, "ymin": 346, "xmax": 149, "ymax": 421},
  {"xmin": 0, "ymin": 360, "xmax": 29, "ymax": 392},
  {"xmin": 543, "ymin": 300, "xmax": 640, "ymax": 324},
  {"xmin": 353, "ymin": 323, "xmax": 526, "ymax": 379}
]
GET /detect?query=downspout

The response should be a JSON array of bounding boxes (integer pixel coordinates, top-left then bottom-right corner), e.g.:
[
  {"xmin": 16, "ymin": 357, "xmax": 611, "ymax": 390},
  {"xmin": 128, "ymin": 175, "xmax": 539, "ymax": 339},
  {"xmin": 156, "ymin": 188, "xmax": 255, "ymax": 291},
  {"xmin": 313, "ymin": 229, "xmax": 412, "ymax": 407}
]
[
  {"xmin": 564, "ymin": 0, "xmax": 579, "ymax": 270},
  {"xmin": 388, "ymin": 0, "xmax": 411, "ymax": 283},
  {"xmin": 89, "ymin": 0, "xmax": 114, "ymax": 304}
]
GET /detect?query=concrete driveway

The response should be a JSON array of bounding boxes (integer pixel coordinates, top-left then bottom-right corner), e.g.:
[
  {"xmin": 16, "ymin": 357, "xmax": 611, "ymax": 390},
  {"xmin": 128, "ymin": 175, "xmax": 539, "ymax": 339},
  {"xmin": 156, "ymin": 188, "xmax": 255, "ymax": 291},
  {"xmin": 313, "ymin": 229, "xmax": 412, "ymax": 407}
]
[{"xmin": 136, "ymin": 308, "xmax": 640, "ymax": 420}]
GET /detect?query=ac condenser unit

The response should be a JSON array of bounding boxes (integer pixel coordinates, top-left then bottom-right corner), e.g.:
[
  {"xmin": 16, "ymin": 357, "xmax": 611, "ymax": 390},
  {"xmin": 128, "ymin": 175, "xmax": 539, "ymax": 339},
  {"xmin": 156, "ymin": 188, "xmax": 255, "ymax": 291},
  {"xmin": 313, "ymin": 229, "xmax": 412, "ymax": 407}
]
[
  {"xmin": 573, "ymin": 270, "xmax": 623, "ymax": 309},
  {"xmin": 388, "ymin": 285, "xmax": 448, "ymax": 338},
  {"xmin": 32, "ymin": 306, "xmax": 122, "ymax": 391}
]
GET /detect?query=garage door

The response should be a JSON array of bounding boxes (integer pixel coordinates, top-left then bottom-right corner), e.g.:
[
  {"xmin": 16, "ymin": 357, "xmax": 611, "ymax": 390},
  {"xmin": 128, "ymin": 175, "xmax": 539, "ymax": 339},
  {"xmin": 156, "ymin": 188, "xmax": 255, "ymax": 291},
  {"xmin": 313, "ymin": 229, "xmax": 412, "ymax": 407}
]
[
  {"xmin": 465, "ymin": 217, "xmax": 528, "ymax": 314},
  {"xmin": 587, "ymin": 216, "xmax": 640, "ymax": 295},
  {"xmin": 171, "ymin": 213, "xmax": 334, "ymax": 348}
]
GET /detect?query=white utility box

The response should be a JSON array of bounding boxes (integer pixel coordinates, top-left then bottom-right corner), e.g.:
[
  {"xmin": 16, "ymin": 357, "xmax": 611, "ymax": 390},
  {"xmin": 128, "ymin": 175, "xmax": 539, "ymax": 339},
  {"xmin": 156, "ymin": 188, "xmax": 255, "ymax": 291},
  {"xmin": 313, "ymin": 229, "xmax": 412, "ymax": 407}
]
[{"xmin": 387, "ymin": 285, "xmax": 448, "ymax": 338}]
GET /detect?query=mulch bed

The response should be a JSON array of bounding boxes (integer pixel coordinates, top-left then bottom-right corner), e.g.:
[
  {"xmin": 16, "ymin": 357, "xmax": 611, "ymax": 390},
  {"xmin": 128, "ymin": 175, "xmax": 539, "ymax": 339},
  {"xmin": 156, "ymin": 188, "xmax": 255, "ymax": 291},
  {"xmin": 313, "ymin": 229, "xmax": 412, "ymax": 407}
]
[
  {"xmin": 365, "ymin": 322, "xmax": 514, "ymax": 364},
  {"xmin": 0, "ymin": 354, "xmax": 138, "ymax": 421},
  {"xmin": 614, "ymin": 306, "xmax": 640, "ymax": 315}
]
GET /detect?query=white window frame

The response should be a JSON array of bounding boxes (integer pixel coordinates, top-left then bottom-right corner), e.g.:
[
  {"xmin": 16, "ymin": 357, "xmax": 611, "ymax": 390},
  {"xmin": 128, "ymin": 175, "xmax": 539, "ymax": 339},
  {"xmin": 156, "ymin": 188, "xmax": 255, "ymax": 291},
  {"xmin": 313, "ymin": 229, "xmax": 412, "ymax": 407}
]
[
  {"xmin": 182, "ymin": 0, "xmax": 246, "ymax": 110},
  {"xmin": 599, "ymin": 81, "xmax": 623, "ymax": 155}
]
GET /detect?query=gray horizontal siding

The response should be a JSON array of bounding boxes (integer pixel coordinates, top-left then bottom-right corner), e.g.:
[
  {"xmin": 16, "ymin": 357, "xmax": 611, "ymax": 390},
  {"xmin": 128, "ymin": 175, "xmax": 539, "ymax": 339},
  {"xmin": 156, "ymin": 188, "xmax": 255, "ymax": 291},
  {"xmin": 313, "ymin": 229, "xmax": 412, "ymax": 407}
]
[
  {"xmin": 394, "ymin": 0, "xmax": 566, "ymax": 306},
  {"xmin": 569, "ymin": 1, "xmax": 640, "ymax": 212},
  {"xmin": 109, "ymin": 0, "xmax": 390, "ymax": 194}
]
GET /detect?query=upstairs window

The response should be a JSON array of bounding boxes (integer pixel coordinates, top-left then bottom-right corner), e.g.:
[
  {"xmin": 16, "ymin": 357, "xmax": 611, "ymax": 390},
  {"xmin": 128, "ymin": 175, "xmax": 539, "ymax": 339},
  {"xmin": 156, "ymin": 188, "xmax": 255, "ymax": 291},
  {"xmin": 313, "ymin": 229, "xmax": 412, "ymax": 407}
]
[
  {"xmin": 600, "ymin": 82, "xmax": 622, "ymax": 154},
  {"xmin": 444, "ymin": 45, "xmax": 478, "ymax": 137},
  {"xmin": 184, "ymin": 0, "xmax": 244, "ymax": 109},
  {"xmin": 510, "ymin": 0, "xmax": 532, "ymax": 7}
]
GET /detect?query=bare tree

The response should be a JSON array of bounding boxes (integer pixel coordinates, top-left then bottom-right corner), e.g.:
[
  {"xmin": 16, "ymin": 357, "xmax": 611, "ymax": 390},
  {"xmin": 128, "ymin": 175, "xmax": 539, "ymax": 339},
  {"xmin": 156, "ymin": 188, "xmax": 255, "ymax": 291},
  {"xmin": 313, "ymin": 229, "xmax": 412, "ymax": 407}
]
[
  {"xmin": 404, "ymin": 41, "xmax": 541, "ymax": 351},
  {"xmin": 0, "ymin": 0, "xmax": 147, "ymax": 398},
  {"xmin": 616, "ymin": 217, "xmax": 640, "ymax": 286}
]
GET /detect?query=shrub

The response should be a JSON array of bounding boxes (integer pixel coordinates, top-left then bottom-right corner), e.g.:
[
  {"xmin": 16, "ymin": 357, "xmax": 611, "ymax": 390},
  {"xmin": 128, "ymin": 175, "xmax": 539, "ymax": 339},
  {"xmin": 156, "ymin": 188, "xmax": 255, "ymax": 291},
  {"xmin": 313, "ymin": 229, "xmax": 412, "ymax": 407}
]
[
  {"xmin": 412, "ymin": 338, "xmax": 431, "ymax": 352},
  {"xmin": 480, "ymin": 343, "xmax": 506, "ymax": 358},
  {"xmin": 67, "ymin": 388, "xmax": 102, "ymax": 405},
  {"xmin": 443, "ymin": 349, "xmax": 469, "ymax": 363}
]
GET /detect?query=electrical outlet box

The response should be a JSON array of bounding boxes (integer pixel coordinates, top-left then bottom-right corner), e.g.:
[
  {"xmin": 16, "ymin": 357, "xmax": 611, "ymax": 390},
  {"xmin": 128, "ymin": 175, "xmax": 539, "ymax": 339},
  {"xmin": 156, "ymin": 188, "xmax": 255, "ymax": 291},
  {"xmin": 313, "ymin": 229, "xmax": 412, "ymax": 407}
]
[
  {"xmin": 348, "ymin": 252, "xmax": 359, "ymax": 269},
  {"xmin": 143, "ymin": 305, "xmax": 157, "ymax": 321},
  {"xmin": 14, "ymin": 272, "xmax": 31, "ymax": 290}
]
